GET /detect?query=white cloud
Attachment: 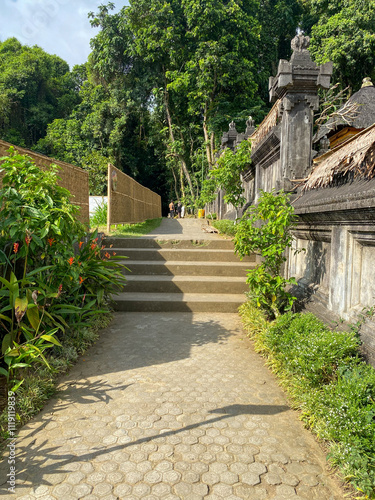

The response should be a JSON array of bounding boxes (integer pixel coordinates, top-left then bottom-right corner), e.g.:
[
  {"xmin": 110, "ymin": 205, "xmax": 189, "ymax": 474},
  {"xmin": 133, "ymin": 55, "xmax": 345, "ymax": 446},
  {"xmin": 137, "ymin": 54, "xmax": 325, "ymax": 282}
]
[{"xmin": 0, "ymin": 0, "xmax": 129, "ymax": 68}]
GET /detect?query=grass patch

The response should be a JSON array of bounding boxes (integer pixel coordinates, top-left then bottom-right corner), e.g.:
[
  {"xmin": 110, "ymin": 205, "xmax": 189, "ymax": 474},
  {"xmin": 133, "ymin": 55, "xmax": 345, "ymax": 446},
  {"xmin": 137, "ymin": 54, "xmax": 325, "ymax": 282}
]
[
  {"xmin": 211, "ymin": 219, "xmax": 237, "ymax": 237},
  {"xmin": 0, "ymin": 312, "xmax": 112, "ymax": 445},
  {"xmin": 94, "ymin": 217, "xmax": 163, "ymax": 237},
  {"xmin": 239, "ymin": 301, "xmax": 375, "ymax": 499}
]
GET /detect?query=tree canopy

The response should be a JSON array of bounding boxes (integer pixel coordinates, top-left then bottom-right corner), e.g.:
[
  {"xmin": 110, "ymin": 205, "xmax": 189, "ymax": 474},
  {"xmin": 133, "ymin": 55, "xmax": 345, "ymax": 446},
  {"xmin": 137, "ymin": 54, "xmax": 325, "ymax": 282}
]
[
  {"xmin": 0, "ymin": 38, "xmax": 80, "ymax": 148},
  {"xmin": 1, "ymin": 0, "xmax": 373, "ymax": 202}
]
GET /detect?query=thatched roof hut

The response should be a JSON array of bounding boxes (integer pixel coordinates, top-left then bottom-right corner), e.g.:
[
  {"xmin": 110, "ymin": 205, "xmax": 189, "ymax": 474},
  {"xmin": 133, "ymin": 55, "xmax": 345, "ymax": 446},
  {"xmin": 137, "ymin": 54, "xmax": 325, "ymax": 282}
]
[{"xmin": 304, "ymin": 123, "xmax": 375, "ymax": 191}]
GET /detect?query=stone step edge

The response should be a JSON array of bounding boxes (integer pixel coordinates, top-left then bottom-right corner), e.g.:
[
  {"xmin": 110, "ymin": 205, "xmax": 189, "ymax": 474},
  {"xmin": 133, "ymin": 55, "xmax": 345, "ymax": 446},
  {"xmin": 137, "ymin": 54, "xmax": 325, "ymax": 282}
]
[
  {"xmin": 125, "ymin": 275, "xmax": 247, "ymax": 282},
  {"xmin": 120, "ymin": 260, "xmax": 253, "ymax": 267},
  {"xmin": 115, "ymin": 292, "xmax": 246, "ymax": 302}
]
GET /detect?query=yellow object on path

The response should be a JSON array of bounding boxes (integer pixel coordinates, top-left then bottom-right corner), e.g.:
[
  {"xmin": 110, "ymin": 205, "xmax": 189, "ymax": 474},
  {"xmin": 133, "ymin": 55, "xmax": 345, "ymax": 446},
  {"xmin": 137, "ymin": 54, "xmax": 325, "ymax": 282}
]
[{"xmin": 198, "ymin": 209, "xmax": 205, "ymax": 218}]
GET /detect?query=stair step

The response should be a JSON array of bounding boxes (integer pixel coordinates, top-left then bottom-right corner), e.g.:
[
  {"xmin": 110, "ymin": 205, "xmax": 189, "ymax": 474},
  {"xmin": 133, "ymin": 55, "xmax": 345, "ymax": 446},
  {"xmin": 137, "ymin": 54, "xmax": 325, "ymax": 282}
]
[
  {"xmin": 103, "ymin": 237, "xmax": 236, "ymax": 250},
  {"xmin": 124, "ymin": 275, "xmax": 248, "ymax": 294},
  {"xmin": 114, "ymin": 292, "xmax": 246, "ymax": 313},
  {"xmin": 110, "ymin": 248, "xmax": 254, "ymax": 262},
  {"xmin": 121, "ymin": 260, "xmax": 254, "ymax": 277}
]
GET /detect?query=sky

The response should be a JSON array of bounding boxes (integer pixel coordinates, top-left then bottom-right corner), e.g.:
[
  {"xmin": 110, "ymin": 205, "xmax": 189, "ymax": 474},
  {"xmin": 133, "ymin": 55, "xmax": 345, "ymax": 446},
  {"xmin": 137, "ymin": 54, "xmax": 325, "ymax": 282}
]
[{"xmin": 0, "ymin": 0, "xmax": 129, "ymax": 68}]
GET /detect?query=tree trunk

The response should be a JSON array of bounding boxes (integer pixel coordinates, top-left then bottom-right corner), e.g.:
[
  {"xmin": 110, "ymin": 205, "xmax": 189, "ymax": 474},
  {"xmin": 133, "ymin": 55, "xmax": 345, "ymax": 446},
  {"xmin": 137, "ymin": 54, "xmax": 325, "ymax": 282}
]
[
  {"xmin": 203, "ymin": 104, "xmax": 213, "ymax": 169},
  {"xmin": 163, "ymin": 76, "xmax": 195, "ymax": 199}
]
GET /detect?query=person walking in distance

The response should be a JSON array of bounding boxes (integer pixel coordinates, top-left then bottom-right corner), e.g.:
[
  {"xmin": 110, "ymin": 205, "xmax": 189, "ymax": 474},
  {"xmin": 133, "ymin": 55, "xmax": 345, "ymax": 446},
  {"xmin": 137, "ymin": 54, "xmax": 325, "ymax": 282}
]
[
  {"xmin": 177, "ymin": 202, "xmax": 182, "ymax": 218},
  {"xmin": 169, "ymin": 201, "xmax": 175, "ymax": 218}
]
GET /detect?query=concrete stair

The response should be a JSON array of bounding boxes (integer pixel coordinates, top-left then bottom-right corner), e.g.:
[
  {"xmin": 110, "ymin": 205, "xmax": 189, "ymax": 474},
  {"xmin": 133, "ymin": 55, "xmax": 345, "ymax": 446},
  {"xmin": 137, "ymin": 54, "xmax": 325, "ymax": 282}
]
[{"xmin": 105, "ymin": 237, "xmax": 254, "ymax": 313}]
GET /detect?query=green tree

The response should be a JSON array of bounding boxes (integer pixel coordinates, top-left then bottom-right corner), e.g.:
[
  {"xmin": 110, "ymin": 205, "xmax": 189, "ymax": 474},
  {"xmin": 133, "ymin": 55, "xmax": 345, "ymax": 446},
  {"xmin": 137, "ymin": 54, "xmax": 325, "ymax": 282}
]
[
  {"xmin": 0, "ymin": 38, "xmax": 80, "ymax": 148},
  {"xmin": 85, "ymin": 1, "xmax": 280, "ymax": 202},
  {"xmin": 303, "ymin": 0, "xmax": 375, "ymax": 89},
  {"xmin": 210, "ymin": 140, "xmax": 251, "ymax": 219}
]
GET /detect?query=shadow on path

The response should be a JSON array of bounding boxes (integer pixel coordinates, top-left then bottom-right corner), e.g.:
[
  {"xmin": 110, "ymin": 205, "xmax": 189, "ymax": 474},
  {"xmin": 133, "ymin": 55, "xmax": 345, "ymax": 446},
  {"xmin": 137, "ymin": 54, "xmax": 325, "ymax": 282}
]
[{"xmin": 0, "ymin": 403, "xmax": 290, "ymax": 492}]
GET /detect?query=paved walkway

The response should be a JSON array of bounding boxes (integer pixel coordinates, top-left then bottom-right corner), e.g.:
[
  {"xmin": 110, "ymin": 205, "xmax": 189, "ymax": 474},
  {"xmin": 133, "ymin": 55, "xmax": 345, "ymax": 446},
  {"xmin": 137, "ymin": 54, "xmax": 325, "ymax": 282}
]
[
  {"xmin": 143, "ymin": 218, "xmax": 221, "ymax": 240},
  {"xmin": 0, "ymin": 220, "xmax": 344, "ymax": 499}
]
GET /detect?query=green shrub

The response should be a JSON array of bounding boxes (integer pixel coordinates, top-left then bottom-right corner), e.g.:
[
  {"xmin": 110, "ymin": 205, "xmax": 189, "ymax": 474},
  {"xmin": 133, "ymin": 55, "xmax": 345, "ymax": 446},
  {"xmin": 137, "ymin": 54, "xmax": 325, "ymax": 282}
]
[
  {"xmin": 235, "ymin": 189, "xmax": 298, "ymax": 317},
  {"xmin": 239, "ymin": 304, "xmax": 375, "ymax": 498},
  {"xmin": 0, "ymin": 149, "xmax": 125, "ymax": 391},
  {"xmin": 211, "ymin": 219, "xmax": 237, "ymax": 237},
  {"xmin": 266, "ymin": 312, "xmax": 360, "ymax": 386},
  {"xmin": 90, "ymin": 201, "xmax": 107, "ymax": 227}
]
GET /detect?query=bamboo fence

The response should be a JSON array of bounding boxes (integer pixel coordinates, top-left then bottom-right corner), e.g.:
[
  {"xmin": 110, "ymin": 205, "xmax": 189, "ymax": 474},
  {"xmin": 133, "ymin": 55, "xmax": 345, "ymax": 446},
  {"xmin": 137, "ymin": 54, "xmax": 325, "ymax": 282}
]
[{"xmin": 107, "ymin": 164, "xmax": 161, "ymax": 232}]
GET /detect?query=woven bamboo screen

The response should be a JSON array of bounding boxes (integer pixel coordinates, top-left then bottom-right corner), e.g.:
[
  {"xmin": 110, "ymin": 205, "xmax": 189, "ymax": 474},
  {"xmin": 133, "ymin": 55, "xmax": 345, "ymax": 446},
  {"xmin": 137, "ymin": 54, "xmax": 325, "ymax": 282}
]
[
  {"xmin": 107, "ymin": 164, "xmax": 161, "ymax": 231},
  {"xmin": 0, "ymin": 140, "xmax": 89, "ymax": 224}
]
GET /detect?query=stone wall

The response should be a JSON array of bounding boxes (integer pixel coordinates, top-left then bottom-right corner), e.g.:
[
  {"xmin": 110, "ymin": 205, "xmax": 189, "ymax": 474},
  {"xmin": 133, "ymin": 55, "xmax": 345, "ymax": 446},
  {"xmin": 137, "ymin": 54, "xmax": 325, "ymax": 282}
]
[{"xmin": 219, "ymin": 34, "xmax": 375, "ymax": 365}]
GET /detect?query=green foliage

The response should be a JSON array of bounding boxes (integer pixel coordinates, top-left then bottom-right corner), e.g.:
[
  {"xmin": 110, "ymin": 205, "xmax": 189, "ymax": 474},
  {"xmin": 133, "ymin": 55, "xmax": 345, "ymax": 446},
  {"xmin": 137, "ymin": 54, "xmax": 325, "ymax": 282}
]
[
  {"xmin": 109, "ymin": 218, "xmax": 163, "ymax": 237},
  {"xmin": 211, "ymin": 219, "xmax": 237, "ymax": 237},
  {"xmin": 235, "ymin": 189, "xmax": 297, "ymax": 317},
  {"xmin": 304, "ymin": 0, "xmax": 375, "ymax": 89},
  {"xmin": 239, "ymin": 304, "xmax": 375, "ymax": 497},
  {"xmin": 90, "ymin": 201, "xmax": 107, "ymax": 227},
  {"xmin": 211, "ymin": 140, "xmax": 251, "ymax": 217},
  {"xmin": 0, "ymin": 147, "xmax": 84, "ymax": 254},
  {"xmin": 0, "ymin": 150, "xmax": 126, "ymax": 390},
  {"xmin": 0, "ymin": 38, "xmax": 80, "ymax": 148},
  {"xmin": 196, "ymin": 177, "xmax": 217, "ymax": 210},
  {"xmin": 85, "ymin": 0, "xmax": 299, "ymax": 203}
]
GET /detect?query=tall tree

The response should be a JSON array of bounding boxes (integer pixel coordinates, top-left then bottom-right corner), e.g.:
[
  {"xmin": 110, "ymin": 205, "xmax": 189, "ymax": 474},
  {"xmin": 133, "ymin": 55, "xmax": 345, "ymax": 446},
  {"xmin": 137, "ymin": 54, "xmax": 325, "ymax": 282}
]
[
  {"xmin": 302, "ymin": 0, "xmax": 375, "ymax": 89},
  {"xmin": 0, "ymin": 38, "xmax": 80, "ymax": 148}
]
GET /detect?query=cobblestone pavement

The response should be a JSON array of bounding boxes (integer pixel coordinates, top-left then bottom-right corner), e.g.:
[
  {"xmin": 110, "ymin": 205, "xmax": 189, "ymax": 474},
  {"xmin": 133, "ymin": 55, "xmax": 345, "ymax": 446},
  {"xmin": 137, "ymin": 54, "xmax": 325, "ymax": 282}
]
[
  {"xmin": 1, "ymin": 312, "xmax": 344, "ymax": 499},
  {"xmin": 142, "ymin": 218, "xmax": 222, "ymax": 240}
]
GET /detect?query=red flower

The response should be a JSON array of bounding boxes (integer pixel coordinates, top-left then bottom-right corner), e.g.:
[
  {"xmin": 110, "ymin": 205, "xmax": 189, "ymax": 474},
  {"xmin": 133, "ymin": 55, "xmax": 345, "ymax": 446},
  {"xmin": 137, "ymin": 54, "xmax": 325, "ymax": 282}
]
[
  {"xmin": 104, "ymin": 252, "xmax": 111, "ymax": 259},
  {"xmin": 68, "ymin": 257, "xmax": 74, "ymax": 266},
  {"xmin": 13, "ymin": 242, "xmax": 19, "ymax": 254},
  {"xmin": 57, "ymin": 284, "xmax": 63, "ymax": 298},
  {"xmin": 25, "ymin": 235, "xmax": 32, "ymax": 246},
  {"xmin": 112, "ymin": 252, "xmax": 117, "ymax": 256},
  {"xmin": 47, "ymin": 237, "xmax": 55, "ymax": 247},
  {"xmin": 94, "ymin": 237, "xmax": 98, "ymax": 243},
  {"xmin": 79, "ymin": 276, "xmax": 85, "ymax": 285},
  {"xmin": 79, "ymin": 241, "xmax": 84, "ymax": 249},
  {"xmin": 90, "ymin": 243, "xmax": 97, "ymax": 250}
]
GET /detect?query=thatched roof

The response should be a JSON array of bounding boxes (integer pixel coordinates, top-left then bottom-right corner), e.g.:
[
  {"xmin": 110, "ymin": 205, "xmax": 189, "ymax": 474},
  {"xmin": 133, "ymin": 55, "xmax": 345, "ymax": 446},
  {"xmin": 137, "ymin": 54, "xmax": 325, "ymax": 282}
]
[
  {"xmin": 315, "ymin": 84, "xmax": 375, "ymax": 143},
  {"xmin": 303, "ymin": 123, "xmax": 375, "ymax": 191}
]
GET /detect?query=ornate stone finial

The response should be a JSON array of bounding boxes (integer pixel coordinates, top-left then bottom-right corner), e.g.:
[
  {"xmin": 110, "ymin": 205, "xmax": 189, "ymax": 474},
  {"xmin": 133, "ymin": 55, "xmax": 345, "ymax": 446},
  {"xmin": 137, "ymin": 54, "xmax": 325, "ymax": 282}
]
[
  {"xmin": 229, "ymin": 120, "xmax": 236, "ymax": 130},
  {"xmin": 362, "ymin": 77, "xmax": 374, "ymax": 88},
  {"xmin": 291, "ymin": 33, "xmax": 310, "ymax": 52},
  {"xmin": 246, "ymin": 116, "xmax": 254, "ymax": 128}
]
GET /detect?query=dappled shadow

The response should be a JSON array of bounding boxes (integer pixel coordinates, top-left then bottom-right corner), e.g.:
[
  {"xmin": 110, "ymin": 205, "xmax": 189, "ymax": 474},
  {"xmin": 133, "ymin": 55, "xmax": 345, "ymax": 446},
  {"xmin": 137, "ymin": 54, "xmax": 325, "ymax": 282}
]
[
  {"xmin": 0, "ymin": 402, "xmax": 290, "ymax": 493},
  {"xmin": 57, "ymin": 379, "xmax": 132, "ymax": 406}
]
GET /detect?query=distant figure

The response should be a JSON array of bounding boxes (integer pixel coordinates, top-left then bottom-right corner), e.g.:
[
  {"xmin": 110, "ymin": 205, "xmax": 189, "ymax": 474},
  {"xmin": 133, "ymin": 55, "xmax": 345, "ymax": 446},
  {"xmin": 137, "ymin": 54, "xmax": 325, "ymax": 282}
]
[
  {"xmin": 181, "ymin": 205, "xmax": 185, "ymax": 218},
  {"xmin": 177, "ymin": 202, "xmax": 182, "ymax": 218},
  {"xmin": 169, "ymin": 201, "xmax": 175, "ymax": 218}
]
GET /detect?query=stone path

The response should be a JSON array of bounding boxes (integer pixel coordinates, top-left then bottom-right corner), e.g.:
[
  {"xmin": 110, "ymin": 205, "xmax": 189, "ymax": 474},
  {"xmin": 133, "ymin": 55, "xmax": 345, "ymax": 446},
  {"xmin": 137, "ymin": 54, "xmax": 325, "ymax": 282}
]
[
  {"xmin": 0, "ymin": 220, "xmax": 345, "ymax": 499},
  {"xmin": 142, "ymin": 218, "xmax": 221, "ymax": 240}
]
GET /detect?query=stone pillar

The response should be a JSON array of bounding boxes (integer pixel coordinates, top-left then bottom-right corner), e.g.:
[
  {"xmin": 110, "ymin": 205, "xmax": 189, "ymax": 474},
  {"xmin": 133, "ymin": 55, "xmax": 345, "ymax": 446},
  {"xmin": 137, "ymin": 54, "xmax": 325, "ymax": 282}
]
[{"xmin": 269, "ymin": 34, "xmax": 332, "ymax": 191}]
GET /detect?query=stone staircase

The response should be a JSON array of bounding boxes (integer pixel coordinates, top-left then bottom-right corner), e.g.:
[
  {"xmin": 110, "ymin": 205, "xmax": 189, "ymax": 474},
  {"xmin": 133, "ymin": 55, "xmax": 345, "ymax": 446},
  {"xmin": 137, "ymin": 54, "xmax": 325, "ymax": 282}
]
[{"xmin": 104, "ymin": 237, "xmax": 255, "ymax": 313}]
